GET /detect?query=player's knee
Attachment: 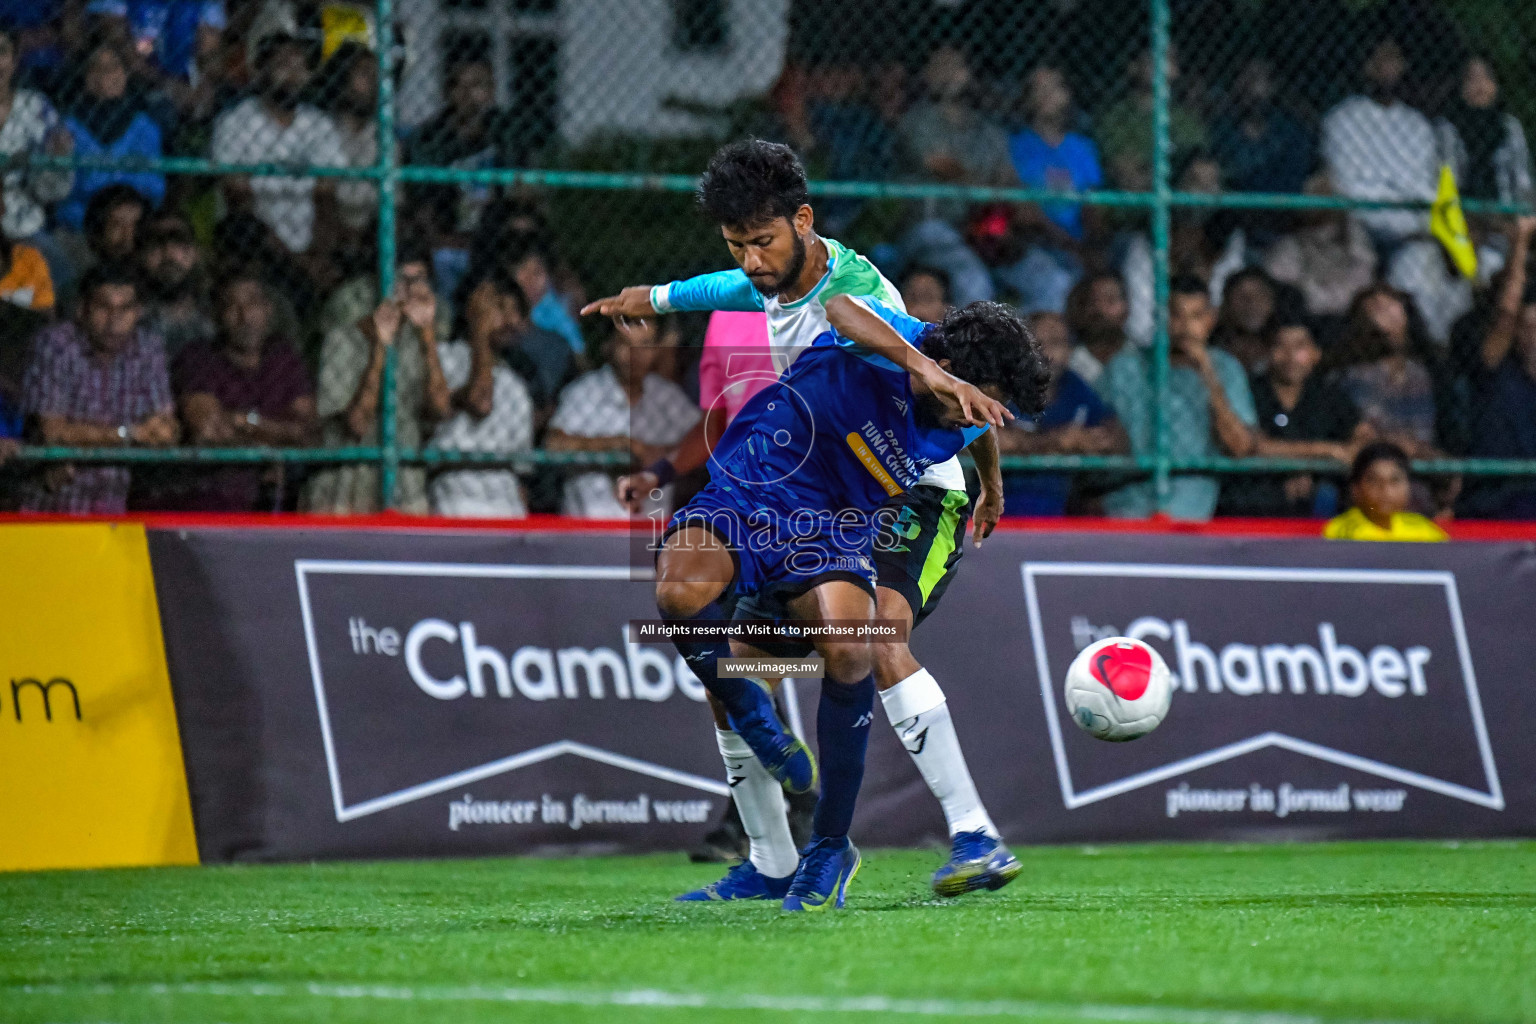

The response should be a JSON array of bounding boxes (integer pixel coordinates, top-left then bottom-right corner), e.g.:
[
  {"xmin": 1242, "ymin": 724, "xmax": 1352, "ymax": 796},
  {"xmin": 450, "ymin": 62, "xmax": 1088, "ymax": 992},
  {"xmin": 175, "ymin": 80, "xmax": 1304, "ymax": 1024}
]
[
  {"xmin": 823, "ymin": 643, "xmax": 873, "ymax": 685},
  {"xmin": 871, "ymin": 641, "xmax": 916, "ymax": 689},
  {"xmin": 656, "ymin": 580, "xmax": 708, "ymax": 620},
  {"xmin": 872, "ymin": 647, "xmax": 903, "ymax": 687}
]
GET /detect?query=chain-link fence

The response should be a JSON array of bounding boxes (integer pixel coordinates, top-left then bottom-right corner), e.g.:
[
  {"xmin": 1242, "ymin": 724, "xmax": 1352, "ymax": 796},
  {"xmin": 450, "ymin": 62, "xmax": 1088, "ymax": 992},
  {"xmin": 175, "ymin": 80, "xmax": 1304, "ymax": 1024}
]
[{"xmin": 1, "ymin": 0, "xmax": 1534, "ymax": 520}]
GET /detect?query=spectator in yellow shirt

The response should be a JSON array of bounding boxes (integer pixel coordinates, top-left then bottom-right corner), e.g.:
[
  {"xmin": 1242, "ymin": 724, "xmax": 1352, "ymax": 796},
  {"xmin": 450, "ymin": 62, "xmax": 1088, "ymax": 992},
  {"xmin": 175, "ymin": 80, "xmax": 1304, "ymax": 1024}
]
[{"xmin": 1324, "ymin": 441, "xmax": 1448, "ymax": 541}]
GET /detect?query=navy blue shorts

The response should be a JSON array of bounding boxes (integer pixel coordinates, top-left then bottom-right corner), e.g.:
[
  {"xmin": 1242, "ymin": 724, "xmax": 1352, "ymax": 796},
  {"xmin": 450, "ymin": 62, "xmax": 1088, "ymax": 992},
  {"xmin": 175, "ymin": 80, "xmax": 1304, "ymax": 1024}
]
[{"xmin": 662, "ymin": 487, "xmax": 878, "ymax": 656}]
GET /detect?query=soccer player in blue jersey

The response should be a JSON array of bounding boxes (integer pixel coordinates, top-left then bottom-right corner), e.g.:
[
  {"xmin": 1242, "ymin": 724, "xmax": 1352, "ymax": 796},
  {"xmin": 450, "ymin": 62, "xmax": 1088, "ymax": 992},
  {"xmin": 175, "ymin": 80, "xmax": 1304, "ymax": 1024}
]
[
  {"xmin": 652, "ymin": 297, "xmax": 1048, "ymax": 909},
  {"xmin": 585, "ymin": 141, "xmax": 1032, "ymax": 900}
]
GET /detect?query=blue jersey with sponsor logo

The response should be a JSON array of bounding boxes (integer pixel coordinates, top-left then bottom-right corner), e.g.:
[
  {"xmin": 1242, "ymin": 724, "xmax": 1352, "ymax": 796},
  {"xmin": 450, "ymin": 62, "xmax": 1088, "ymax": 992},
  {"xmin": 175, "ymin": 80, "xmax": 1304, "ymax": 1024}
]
[{"xmin": 702, "ymin": 298, "xmax": 987, "ymax": 519}]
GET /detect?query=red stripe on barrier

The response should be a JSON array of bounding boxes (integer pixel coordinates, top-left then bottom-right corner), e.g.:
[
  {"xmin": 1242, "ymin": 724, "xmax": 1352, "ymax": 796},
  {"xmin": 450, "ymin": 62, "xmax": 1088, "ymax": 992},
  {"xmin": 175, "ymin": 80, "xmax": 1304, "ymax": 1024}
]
[
  {"xmin": 990, "ymin": 516, "xmax": 1325, "ymax": 537},
  {"xmin": 0, "ymin": 511, "xmax": 634, "ymax": 533},
  {"xmin": 1, "ymin": 510, "xmax": 1535, "ymax": 541},
  {"xmin": 989, "ymin": 515, "xmax": 1536, "ymax": 541}
]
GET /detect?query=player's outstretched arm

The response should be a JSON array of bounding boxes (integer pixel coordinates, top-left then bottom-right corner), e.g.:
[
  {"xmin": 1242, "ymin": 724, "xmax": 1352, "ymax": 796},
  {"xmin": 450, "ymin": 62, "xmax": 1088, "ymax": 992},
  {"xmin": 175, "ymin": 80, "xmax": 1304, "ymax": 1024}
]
[
  {"xmin": 966, "ymin": 428, "xmax": 1004, "ymax": 547},
  {"xmin": 823, "ymin": 294, "xmax": 1011, "ymax": 429},
  {"xmin": 580, "ymin": 286, "xmax": 657, "ymax": 320},
  {"xmin": 582, "ymin": 271, "xmax": 763, "ymax": 320}
]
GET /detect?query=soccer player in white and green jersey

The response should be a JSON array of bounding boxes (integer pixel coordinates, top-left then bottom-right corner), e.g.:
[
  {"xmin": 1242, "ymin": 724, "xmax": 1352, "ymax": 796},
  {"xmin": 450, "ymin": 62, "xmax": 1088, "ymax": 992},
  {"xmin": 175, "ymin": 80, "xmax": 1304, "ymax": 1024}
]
[{"xmin": 584, "ymin": 140, "xmax": 1020, "ymax": 899}]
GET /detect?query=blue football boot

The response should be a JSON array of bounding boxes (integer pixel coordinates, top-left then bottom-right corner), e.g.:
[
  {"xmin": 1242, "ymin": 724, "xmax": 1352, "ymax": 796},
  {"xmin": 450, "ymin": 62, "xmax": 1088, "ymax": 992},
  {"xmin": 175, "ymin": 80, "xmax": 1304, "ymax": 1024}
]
[
  {"xmin": 675, "ymin": 859, "xmax": 795, "ymax": 902},
  {"xmin": 727, "ymin": 681, "xmax": 818, "ymax": 794},
  {"xmin": 781, "ymin": 836, "xmax": 861, "ymax": 912},
  {"xmin": 931, "ymin": 830, "xmax": 1022, "ymax": 897}
]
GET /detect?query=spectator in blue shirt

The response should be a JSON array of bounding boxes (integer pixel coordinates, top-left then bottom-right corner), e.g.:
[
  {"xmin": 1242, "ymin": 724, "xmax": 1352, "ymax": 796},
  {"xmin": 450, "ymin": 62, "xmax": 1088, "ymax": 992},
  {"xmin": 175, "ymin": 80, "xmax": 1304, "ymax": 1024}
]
[
  {"xmin": 57, "ymin": 40, "xmax": 164, "ymax": 230},
  {"xmin": 0, "ymin": 378, "xmax": 22, "ymax": 469},
  {"xmin": 0, "ymin": 0, "xmax": 63, "ymax": 33},
  {"xmin": 1210, "ymin": 58, "xmax": 1313, "ymax": 196},
  {"xmin": 1210, "ymin": 57, "xmax": 1313, "ymax": 243},
  {"xmin": 997, "ymin": 66, "xmax": 1102, "ymax": 314},
  {"xmin": 1, "ymin": 0, "xmax": 68, "ymax": 87},
  {"xmin": 83, "ymin": 0, "xmax": 225, "ymax": 82},
  {"xmin": 1008, "ymin": 65, "xmax": 1102, "ymax": 242},
  {"xmin": 476, "ymin": 229, "xmax": 585, "ymax": 358},
  {"xmin": 82, "ymin": 0, "xmax": 229, "ymax": 141},
  {"xmin": 998, "ymin": 310, "xmax": 1127, "ymax": 516},
  {"xmin": 798, "ymin": 62, "xmax": 898, "ymax": 237},
  {"xmin": 0, "ymin": 384, "xmax": 20, "ymax": 435}
]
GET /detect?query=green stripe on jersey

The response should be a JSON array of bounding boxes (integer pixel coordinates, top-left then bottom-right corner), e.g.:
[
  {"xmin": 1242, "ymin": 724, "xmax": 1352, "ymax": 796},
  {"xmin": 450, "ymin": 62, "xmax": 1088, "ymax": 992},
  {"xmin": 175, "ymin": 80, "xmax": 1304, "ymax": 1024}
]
[{"xmin": 823, "ymin": 238, "xmax": 902, "ymax": 308}]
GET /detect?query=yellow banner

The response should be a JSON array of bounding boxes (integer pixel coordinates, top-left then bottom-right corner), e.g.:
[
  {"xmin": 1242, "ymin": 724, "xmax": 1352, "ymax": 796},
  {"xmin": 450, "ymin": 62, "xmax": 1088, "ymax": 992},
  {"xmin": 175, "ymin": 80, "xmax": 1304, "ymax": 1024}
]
[{"xmin": 0, "ymin": 524, "xmax": 198, "ymax": 871}]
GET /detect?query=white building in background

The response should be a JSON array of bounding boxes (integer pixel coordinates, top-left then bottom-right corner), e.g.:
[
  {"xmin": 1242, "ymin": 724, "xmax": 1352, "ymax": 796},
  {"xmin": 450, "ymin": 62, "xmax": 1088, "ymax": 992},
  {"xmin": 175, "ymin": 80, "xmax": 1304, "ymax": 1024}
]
[{"xmin": 394, "ymin": 0, "xmax": 790, "ymax": 145}]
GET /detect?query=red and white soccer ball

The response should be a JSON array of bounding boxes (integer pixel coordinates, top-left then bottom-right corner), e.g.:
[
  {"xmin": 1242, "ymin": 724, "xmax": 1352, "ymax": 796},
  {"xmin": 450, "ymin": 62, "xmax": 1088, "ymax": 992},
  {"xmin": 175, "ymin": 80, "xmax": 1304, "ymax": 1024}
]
[{"xmin": 1063, "ymin": 637, "xmax": 1173, "ymax": 742}]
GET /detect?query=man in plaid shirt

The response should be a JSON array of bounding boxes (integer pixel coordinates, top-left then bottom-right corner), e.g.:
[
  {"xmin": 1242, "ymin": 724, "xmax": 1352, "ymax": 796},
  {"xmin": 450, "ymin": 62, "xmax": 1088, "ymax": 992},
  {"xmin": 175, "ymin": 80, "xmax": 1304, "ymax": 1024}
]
[{"xmin": 18, "ymin": 262, "xmax": 177, "ymax": 513}]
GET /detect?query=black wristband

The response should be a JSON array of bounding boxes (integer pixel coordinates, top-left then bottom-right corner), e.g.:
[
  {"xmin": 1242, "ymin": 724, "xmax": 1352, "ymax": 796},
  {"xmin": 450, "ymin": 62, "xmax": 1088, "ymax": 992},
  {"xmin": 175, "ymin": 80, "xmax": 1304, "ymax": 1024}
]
[{"xmin": 647, "ymin": 458, "xmax": 677, "ymax": 488}]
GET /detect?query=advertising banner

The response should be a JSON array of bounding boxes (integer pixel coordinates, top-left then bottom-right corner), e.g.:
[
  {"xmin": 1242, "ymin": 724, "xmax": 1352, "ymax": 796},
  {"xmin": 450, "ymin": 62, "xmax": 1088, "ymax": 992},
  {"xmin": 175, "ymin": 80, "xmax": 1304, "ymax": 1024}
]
[
  {"xmin": 151, "ymin": 526, "xmax": 1536, "ymax": 862},
  {"xmin": 867, "ymin": 532, "xmax": 1536, "ymax": 846},
  {"xmin": 150, "ymin": 529, "xmax": 726, "ymax": 862},
  {"xmin": 0, "ymin": 524, "xmax": 198, "ymax": 871}
]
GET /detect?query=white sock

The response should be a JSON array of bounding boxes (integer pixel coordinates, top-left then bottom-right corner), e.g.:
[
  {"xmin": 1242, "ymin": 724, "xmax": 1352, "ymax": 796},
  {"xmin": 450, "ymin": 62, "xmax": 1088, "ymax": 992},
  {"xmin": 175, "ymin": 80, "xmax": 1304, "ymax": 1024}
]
[
  {"xmin": 716, "ymin": 728, "xmax": 799, "ymax": 878},
  {"xmin": 880, "ymin": 669, "xmax": 998, "ymax": 838}
]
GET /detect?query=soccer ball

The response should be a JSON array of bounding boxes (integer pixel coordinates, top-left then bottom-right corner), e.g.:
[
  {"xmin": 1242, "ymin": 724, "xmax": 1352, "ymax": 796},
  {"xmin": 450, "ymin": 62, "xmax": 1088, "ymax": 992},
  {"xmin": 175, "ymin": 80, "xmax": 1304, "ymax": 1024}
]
[{"xmin": 1063, "ymin": 637, "xmax": 1173, "ymax": 742}]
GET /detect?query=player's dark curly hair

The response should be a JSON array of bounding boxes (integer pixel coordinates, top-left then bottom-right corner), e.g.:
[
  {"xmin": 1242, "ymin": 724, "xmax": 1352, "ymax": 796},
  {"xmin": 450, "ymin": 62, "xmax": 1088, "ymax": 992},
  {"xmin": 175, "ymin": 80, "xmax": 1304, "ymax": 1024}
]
[
  {"xmin": 922, "ymin": 301, "xmax": 1052, "ymax": 417},
  {"xmin": 697, "ymin": 139, "xmax": 810, "ymax": 230}
]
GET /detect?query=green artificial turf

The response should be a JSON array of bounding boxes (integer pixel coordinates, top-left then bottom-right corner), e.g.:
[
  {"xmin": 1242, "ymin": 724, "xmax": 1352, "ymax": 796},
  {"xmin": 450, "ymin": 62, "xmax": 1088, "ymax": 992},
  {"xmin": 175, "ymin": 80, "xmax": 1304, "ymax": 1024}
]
[{"xmin": 1, "ymin": 842, "xmax": 1532, "ymax": 1024}]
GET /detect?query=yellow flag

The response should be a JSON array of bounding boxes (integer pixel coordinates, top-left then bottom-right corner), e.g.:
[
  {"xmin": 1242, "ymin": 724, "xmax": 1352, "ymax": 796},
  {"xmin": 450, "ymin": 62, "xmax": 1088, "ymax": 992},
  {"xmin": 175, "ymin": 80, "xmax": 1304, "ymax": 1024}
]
[
  {"xmin": 320, "ymin": 5, "xmax": 372, "ymax": 60},
  {"xmin": 1431, "ymin": 164, "xmax": 1478, "ymax": 279}
]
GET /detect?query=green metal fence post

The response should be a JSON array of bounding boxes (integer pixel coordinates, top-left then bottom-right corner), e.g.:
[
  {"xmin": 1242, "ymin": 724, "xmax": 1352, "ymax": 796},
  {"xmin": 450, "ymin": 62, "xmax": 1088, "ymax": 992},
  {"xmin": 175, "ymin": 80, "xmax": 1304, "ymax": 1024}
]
[
  {"xmin": 375, "ymin": 0, "xmax": 399, "ymax": 509},
  {"xmin": 1149, "ymin": 0, "xmax": 1173, "ymax": 512}
]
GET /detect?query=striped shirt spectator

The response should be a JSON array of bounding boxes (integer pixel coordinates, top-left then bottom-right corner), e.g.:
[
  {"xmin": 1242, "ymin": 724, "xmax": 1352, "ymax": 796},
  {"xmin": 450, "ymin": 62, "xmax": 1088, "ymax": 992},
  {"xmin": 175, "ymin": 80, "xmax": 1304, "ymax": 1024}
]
[{"xmin": 18, "ymin": 267, "xmax": 175, "ymax": 513}]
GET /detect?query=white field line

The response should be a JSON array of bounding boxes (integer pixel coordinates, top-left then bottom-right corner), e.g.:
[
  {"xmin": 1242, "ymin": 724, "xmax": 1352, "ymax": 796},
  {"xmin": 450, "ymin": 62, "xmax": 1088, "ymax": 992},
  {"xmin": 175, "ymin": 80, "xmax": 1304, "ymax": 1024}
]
[{"xmin": 7, "ymin": 980, "xmax": 1426, "ymax": 1024}]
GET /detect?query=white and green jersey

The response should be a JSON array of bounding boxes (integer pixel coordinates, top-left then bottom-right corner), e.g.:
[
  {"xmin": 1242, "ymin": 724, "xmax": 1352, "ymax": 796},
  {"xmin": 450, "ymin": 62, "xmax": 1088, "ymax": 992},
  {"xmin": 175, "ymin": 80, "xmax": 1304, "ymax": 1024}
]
[{"xmin": 650, "ymin": 237, "xmax": 966, "ymax": 490}]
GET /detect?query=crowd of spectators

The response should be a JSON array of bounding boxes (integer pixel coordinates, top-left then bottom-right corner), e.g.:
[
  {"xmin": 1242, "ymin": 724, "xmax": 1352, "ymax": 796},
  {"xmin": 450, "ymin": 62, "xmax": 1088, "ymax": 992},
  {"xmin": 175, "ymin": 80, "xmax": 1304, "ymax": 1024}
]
[
  {"xmin": 771, "ymin": 14, "xmax": 1536, "ymax": 522},
  {"xmin": 0, "ymin": 2, "xmax": 1534, "ymax": 523},
  {"xmin": 0, "ymin": 5, "xmax": 685, "ymax": 518}
]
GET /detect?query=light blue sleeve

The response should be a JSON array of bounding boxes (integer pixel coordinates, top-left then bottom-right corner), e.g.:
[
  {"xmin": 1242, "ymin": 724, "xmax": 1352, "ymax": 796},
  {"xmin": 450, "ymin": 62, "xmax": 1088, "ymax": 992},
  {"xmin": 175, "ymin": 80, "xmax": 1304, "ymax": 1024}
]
[
  {"xmin": 823, "ymin": 296, "xmax": 931, "ymax": 375},
  {"xmin": 532, "ymin": 292, "xmax": 586, "ymax": 354},
  {"xmin": 1213, "ymin": 350, "xmax": 1258, "ymax": 427},
  {"xmin": 838, "ymin": 296, "xmax": 929, "ymax": 349},
  {"xmin": 1099, "ymin": 350, "xmax": 1151, "ymax": 454},
  {"xmin": 656, "ymin": 270, "xmax": 763, "ymax": 312},
  {"xmin": 959, "ymin": 422, "xmax": 991, "ymax": 446}
]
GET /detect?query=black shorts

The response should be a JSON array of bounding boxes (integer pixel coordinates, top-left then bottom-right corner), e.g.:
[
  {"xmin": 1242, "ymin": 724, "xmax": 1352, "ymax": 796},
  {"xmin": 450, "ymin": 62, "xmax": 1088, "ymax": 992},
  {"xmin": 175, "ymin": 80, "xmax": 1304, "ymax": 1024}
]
[
  {"xmin": 660, "ymin": 485, "xmax": 969, "ymax": 654},
  {"xmin": 873, "ymin": 484, "xmax": 972, "ymax": 629}
]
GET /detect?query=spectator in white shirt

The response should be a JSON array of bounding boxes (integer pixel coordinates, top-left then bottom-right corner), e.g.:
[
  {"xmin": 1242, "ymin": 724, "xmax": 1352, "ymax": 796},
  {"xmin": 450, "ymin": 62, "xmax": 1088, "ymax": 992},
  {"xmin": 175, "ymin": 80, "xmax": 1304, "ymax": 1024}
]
[
  {"xmin": 1321, "ymin": 35, "xmax": 1437, "ymax": 249},
  {"xmin": 545, "ymin": 317, "xmax": 700, "ymax": 519},
  {"xmin": 1435, "ymin": 55, "xmax": 1533, "ymax": 279},
  {"xmin": 211, "ymin": 33, "xmax": 345, "ymax": 287},
  {"xmin": 314, "ymin": 41, "xmax": 378, "ymax": 251},
  {"xmin": 0, "ymin": 28, "xmax": 74, "ymax": 286},
  {"xmin": 1436, "ymin": 56, "xmax": 1533, "ymax": 209},
  {"xmin": 1263, "ymin": 171, "xmax": 1379, "ymax": 323},
  {"xmin": 428, "ymin": 268, "xmax": 534, "ymax": 518}
]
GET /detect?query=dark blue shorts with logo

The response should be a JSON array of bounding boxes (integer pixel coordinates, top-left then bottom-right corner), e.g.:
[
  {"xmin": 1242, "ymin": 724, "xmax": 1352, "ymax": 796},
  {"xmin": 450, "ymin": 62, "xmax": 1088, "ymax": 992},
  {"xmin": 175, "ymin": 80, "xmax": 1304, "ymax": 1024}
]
[{"xmin": 661, "ymin": 484, "xmax": 878, "ymax": 656}]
